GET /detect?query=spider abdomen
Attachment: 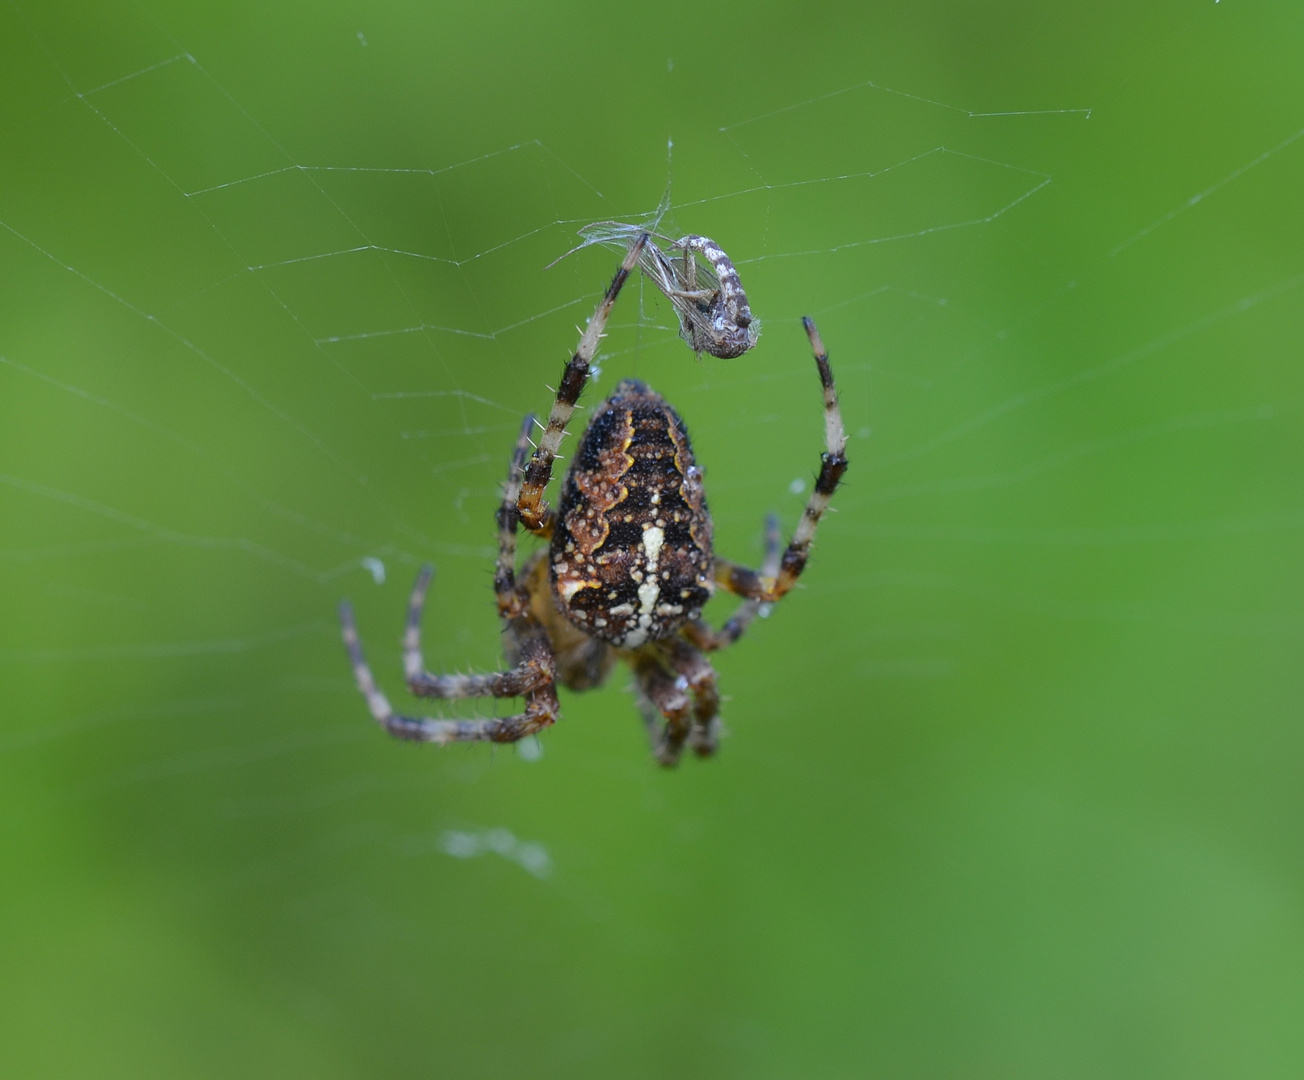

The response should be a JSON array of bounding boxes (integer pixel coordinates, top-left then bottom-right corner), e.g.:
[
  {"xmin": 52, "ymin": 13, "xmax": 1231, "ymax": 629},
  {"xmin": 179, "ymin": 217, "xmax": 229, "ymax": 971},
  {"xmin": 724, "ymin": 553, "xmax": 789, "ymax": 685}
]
[{"xmin": 550, "ymin": 379, "xmax": 713, "ymax": 648}]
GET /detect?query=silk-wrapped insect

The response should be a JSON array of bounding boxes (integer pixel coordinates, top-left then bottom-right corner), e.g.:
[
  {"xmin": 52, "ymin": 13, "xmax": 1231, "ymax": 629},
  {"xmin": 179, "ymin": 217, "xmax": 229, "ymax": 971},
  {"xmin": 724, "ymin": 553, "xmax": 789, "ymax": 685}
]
[{"xmin": 562, "ymin": 222, "xmax": 760, "ymax": 359}]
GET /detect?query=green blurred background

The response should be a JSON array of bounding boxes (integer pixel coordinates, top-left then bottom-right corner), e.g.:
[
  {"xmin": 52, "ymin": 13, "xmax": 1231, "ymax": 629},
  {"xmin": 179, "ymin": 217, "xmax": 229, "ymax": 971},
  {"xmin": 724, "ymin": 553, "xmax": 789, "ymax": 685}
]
[{"xmin": 3, "ymin": 1, "xmax": 1302, "ymax": 1076}]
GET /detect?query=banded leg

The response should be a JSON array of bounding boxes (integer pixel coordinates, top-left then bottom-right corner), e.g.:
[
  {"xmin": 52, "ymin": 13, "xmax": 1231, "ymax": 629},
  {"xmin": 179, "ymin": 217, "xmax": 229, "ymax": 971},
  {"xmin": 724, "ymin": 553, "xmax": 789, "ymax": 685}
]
[
  {"xmin": 401, "ymin": 568, "xmax": 552, "ymax": 699},
  {"xmin": 399, "ymin": 412, "xmax": 550, "ymax": 694},
  {"xmin": 632, "ymin": 653, "xmax": 693, "ymax": 767},
  {"xmin": 714, "ymin": 317, "xmax": 847, "ymax": 604},
  {"xmin": 517, "ymin": 231, "xmax": 649, "ymax": 531},
  {"xmin": 341, "ymin": 606, "xmax": 560, "ymax": 744},
  {"xmin": 665, "ymin": 639, "xmax": 723, "ymax": 757},
  {"xmin": 684, "ymin": 513, "xmax": 782, "ymax": 653},
  {"xmin": 494, "ymin": 413, "xmax": 542, "ymax": 618}
]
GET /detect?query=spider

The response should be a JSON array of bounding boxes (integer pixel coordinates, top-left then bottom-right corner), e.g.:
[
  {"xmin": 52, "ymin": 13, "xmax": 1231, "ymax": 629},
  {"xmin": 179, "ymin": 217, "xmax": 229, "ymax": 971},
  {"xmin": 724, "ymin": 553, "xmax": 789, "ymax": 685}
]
[{"xmin": 339, "ymin": 232, "xmax": 847, "ymax": 766}]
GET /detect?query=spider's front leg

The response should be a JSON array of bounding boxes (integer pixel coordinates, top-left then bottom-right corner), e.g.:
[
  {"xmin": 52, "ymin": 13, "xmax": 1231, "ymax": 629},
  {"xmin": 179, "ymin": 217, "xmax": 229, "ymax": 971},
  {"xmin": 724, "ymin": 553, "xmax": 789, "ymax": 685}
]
[
  {"xmin": 712, "ymin": 317, "xmax": 848, "ymax": 608},
  {"xmin": 517, "ymin": 231, "xmax": 649, "ymax": 532}
]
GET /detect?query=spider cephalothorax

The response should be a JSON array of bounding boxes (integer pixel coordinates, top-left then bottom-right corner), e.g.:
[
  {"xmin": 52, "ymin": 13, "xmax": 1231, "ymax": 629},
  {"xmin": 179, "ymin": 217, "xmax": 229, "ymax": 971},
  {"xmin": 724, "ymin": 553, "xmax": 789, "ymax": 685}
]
[{"xmin": 340, "ymin": 232, "xmax": 848, "ymax": 765}]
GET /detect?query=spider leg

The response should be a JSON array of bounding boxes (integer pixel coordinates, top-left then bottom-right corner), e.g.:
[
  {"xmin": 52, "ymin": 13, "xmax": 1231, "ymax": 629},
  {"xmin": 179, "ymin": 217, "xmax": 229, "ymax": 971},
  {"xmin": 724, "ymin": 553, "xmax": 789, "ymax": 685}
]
[
  {"xmin": 341, "ymin": 604, "xmax": 560, "ymax": 744},
  {"xmin": 665, "ymin": 639, "xmax": 723, "ymax": 757},
  {"xmin": 632, "ymin": 651, "xmax": 693, "ymax": 767},
  {"xmin": 400, "ymin": 567, "xmax": 552, "ymax": 699},
  {"xmin": 712, "ymin": 317, "xmax": 847, "ymax": 605},
  {"xmin": 395, "ymin": 412, "xmax": 554, "ymax": 697},
  {"xmin": 517, "ymin": 231, "xmax": 649, "ymax": 532},
  {"xmin": 496, "ymin": 414, "xmax": 547, "ymax": 621},
  {"xmin": 684, "ymin": 513, "xmax": 782, "ymax": 653},
  {"xmin": 340, "ymin": 418, "xmax": 560, "ymax": 738}
]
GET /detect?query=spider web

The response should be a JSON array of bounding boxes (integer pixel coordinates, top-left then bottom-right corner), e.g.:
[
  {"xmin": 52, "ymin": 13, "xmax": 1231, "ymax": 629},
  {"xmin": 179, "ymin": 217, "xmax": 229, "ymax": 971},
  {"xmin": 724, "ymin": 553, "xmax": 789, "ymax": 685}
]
[
  {"xmin": 0, "ymin": 17, "xmax": 1082, "ymax": 684},
  {"xmin": 3, "ymin": 1, "xmax": 1303, "ymax": 1075}
]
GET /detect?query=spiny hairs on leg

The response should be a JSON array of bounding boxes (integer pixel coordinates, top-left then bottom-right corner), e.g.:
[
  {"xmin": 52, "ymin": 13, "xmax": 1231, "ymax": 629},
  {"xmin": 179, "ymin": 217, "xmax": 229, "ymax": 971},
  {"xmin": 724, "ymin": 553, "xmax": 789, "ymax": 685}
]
[
  {"xmin": 517, "ymin": 231, "xmax": 649, "ymax": 532},
  {"xmin": 494, "ymin": 413, "xmax": 539, "ymax": 618},
  {"xmin": 340, "ymin": 601, "xmax": 559, "ymax": 744},
  {"xmin": 401, "ymin": 567, "xmax": 551, "ymax": 700}
]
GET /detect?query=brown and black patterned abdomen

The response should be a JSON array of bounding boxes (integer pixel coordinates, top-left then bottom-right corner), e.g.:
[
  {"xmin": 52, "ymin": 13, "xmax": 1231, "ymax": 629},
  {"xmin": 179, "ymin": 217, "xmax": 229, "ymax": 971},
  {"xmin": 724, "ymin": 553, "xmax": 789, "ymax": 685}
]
[{"xmin": 549, "ymin": 379, "xmax": 713, "ymax": 648}]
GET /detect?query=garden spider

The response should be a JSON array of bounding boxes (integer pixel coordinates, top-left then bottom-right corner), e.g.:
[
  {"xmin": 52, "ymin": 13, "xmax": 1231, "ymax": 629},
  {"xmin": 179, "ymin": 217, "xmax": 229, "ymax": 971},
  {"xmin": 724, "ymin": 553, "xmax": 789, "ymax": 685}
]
[{"xmin": 339, "ymin": 232, "xmax": 847, "ymax": 766}]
